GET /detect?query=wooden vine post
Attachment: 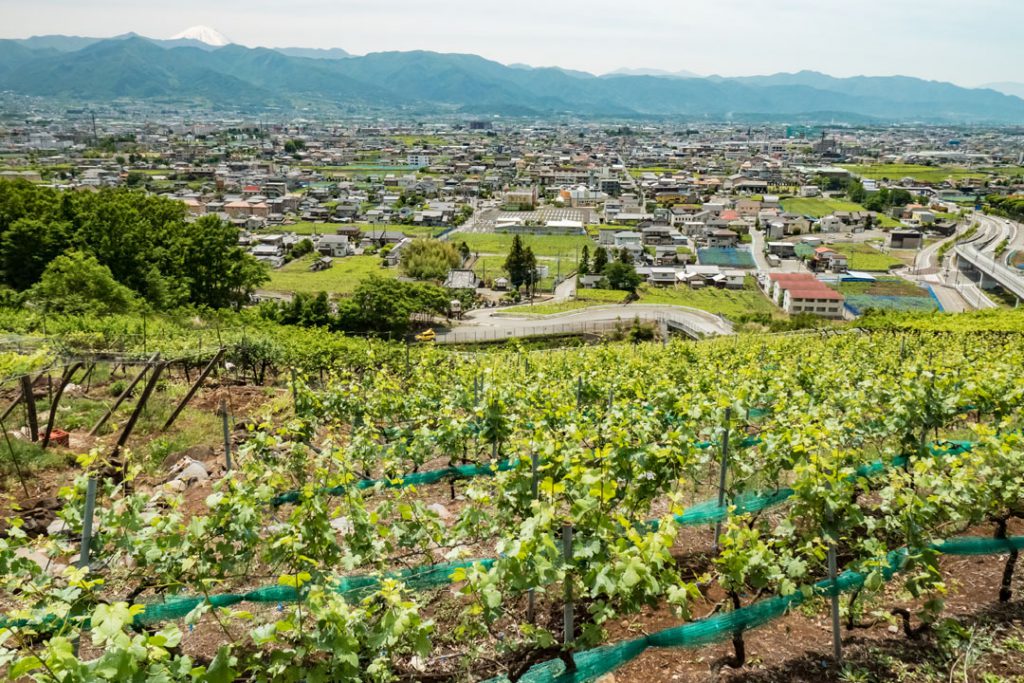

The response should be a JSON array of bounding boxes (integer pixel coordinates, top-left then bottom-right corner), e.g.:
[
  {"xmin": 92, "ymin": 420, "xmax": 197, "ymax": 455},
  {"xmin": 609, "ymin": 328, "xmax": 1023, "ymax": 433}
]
[
  {"xmin": 89, "ymin": 353, "xmax": 159, "ymax": 436},
  {"xmin": 20, "ymin": 375, "xmax": 38, "ymax": 442},
  {"xmin": 162, "ymin": 348, "xmax": 226, "ymax": 431},
  {"xmin": 714, "ymin": 407, "xmax": 732, "ymax": 551},
  {"xmin": 42, "ymin": 362, "xmax": 84, "ymax": 448}
]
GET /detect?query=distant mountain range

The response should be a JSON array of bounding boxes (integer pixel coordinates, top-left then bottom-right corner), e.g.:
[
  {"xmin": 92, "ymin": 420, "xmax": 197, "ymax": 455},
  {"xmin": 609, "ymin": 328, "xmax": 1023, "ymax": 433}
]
[
  {"xmin": 981, "ymin": 82, "xmax": 1024, "ymax": 100},
  {"xmin": 2, "ymin": 30, "xmax": 1023, "ymax": 122}
]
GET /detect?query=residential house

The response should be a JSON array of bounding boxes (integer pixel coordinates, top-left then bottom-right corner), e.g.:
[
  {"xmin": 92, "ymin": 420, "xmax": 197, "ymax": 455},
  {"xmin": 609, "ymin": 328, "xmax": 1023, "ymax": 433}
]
[
  {"xmin": 706, "ymin": 229, "xmax": 739, "ymax": 248},
  {"xmin": 890, "ymin": 230, "xmax": 923, "ymax": 249},
  {"xmin": 317, "ymin": 234, "xmax": 351, "ymax": 258},
  {"xmin": 613, "ymin": 231, "xmax": 643, "ymax": 248},
  {"xmin": 768, "ymin": 273, "xmax": 845, "ymax": 318}
]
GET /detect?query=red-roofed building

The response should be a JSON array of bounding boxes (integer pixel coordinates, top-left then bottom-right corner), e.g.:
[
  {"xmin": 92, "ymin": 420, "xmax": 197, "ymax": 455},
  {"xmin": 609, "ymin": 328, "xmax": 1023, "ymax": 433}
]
[
  {"xmin": 768, "ymin": 273, "xmax": 845, "ymax": 318},
  {"xmin": 810, "ymin": 246, "xmax": 849, "ymax": 273}
]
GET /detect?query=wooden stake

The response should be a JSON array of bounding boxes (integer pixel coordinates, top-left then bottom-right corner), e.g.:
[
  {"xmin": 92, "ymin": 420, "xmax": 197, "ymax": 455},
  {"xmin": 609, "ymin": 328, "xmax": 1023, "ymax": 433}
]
[
  {"xmin": 714, "ymin": 407, "xmax": 732, "ymax": 551},
  {"xmin": 828, "ymin": 523, "xmax": 843, "ymax": 665},
  {"xmin": 161, "ymin": 349, "xmax": 225, "ymax": 431},
  {"xmin": 89, "ymin": 354, "xmax": 158, "ymax": 436},
  {"xmin": 42, "ymin": 362, "xmax": 83, "ymax": 448},
  {"xmin": 111, "ymin": 359, "xmax": 165, "ymax": 462},
  {"xmin": 562, "ymin": 523, "xmax": 574, "ymax": 644},
  {"xmin": 78, "ymin": 478, "xmax": 97, "ymax": 569},
  {"xmin": 527, "ymin": 451, "xmax": 539, "ymax": 624},
  {"xmin": 221, "ymin": 398, "xmax": 232, "ymax": 471},
  {"xmin": 0, "ymin": 416, "xmax": 29, "ymax": 498},
  {"xmin": 20, "ymin": 375, "xmax": 38, "ymax": 442}
]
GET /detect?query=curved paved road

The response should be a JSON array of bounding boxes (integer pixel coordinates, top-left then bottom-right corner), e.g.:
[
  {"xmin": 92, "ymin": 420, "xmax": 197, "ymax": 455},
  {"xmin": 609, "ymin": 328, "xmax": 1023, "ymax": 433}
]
[{"xmin": 439, "ymin": 304, "xmax": 733, "ymax": 343}]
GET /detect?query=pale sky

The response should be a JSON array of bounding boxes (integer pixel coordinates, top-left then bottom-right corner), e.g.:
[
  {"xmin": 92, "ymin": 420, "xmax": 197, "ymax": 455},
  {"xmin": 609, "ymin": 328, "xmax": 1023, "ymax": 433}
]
[{"xmin": 1, "ymin": 0, "xmax": 1020, "ymax": 87}]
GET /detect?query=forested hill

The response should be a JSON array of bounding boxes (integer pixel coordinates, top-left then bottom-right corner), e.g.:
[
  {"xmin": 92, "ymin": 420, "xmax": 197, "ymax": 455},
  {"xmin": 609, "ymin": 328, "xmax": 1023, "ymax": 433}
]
[{"xmin": 1, "ymin": 36, "xmax": 1023, "ymax": 122}]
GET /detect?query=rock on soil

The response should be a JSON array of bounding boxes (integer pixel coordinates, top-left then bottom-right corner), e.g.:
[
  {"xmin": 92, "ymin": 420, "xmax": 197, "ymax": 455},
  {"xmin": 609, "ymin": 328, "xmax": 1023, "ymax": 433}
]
[{"xmin": 167, "ymin": 458, "xmax": 210, "ymax": 484}]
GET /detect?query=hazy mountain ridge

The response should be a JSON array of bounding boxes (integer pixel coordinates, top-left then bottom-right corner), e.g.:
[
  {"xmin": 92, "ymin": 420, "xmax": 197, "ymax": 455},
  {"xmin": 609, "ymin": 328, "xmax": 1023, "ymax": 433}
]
[{"xmin": 1, "ymin": 37, "xmax": 1022, "ymax": 122}]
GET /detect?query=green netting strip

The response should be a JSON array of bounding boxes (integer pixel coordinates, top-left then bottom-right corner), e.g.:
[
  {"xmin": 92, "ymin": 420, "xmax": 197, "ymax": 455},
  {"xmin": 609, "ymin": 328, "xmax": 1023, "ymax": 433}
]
[
  {"xmin": 135, "ymin": 558, "xmax": 495, "ymax": 625},
  {"xmin": 271, "ymin": 459, "xmax": 519, "ymax": 505},
  {"xmin": 0, "ymin": 440, "xmax": 984, "ymax": 634},
  {"xmin": 271, "ymin": 435, "xmax": 766, "ymax": 506},
  {"xmin": 493, "ymin": 536, "xmax": 1022, "ymax": 683}
]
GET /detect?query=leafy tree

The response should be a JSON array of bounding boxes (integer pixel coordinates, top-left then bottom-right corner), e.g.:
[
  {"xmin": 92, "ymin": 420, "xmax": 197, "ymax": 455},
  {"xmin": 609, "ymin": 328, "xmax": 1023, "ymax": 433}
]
[
  {"xmin": 618, "ymin": 248, "xmax": 632, "ymax": 264},
  {"xmin": 458, "ymin": 241, "xmax": 471, "ymax": 263},
  {"xmin": 578, "ymin": 245, "xmax": 590, "ymax": 276},
  {"xmin": 504, "ymin": 235, "xmax": 535, "ymax": 291},
  {"xmin": 1, "ymin": 217, "xmax": 71, "ymax": 290},
  {"xmin": 337, "ymin": 276, "xmax": 449, "ymax": 337},
  {"xmin": 401, "ymin": 239, "xmax": 461, "ymax": 280},
  {"xmin": 27, "ymin": 251, "xmax": 138, "ymax": 316},
  {"xmin": 290, "ymin": 238, "xmax": 314, "ymax": 260},
  {"xmin": 846, "ymin": 180, "xmax": 866, "ymax": 204},
  {"xmin": 0, "ymin": 181, "xmax": 267, "ymax": 309},
  {"xmin": 592, "ymin": 246, "xmax": 608, "ymax": 274},
  {"xmin": 604, "ymin": 261, "xmax": 643, "ymax": 293}
]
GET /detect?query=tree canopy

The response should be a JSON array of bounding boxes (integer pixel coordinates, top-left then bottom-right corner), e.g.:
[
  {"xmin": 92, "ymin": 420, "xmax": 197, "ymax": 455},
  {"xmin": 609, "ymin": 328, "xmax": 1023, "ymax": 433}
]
[
  {"xmin": 28, "ymin": 250, "xmax": 138, "ymax": 316},
  {"xmin": 504, "ymin": 235, "xmax": 538, "ymax": 292},
  {"xmin": 0, "ymin": 179, "xmax": 267, "ymax": 309},
  {"xmin": 603, "ymin": 261, "xmax": 643, "ymax": 293},
  {"xmin": 400, "ymin": 239, "xmax": 462, "ymax": 280}
]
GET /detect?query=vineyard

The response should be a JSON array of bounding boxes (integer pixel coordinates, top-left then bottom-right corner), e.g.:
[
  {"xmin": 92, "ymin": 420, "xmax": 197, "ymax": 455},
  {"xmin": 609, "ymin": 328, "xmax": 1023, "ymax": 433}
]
[{"xmin": 1, "ymin": 321, "xmax": 1024, "ymax": 681}]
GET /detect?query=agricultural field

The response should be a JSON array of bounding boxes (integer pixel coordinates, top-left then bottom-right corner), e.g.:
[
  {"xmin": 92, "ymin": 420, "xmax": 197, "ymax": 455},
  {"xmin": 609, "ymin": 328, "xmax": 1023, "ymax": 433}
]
[
  {"xmin": 504, "ymin": 279, "xmax": 776, "ymax": 318},
  {"xmin": 837, "ymin": 276, "xmax": 940, "ymax": 314},
  {"xmin": 781, "ymin": 197, "xmax": 900, "ymax": 227},
  {"xmin": 633, "ymin": 278, "xmax": 776, "ymax": 316},
  {"xmin": 284, "ymin": 222, "xmax": 442, "ymax": 238},
  {"xmin": 840, "ymin": 164, "xmax": 987, "ymax": 183},
  {"xmin": 829, "ymin": 241, "xmax": 905, "ymax": 271},
  {"xmin": 389, "ymin": 134, "xmax": 446, "ymax": 146},
  {"xmin": 264, "ymin": 254, "xmax": 396, "ymax": 295},
  {"xmin": 457, "ymin": 232, "xmax": 595, "ymax": 258},
  {"xmin": 1, "ymin": 325, "xmax": 1024, "ymax": 682}
]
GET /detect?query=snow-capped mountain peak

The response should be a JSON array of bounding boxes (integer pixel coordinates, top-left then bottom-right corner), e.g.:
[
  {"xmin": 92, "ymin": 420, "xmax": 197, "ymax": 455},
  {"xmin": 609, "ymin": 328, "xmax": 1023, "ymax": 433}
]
[{"xmin": 169, "ymin": 25, "xmax": 231, "ymax": 46}]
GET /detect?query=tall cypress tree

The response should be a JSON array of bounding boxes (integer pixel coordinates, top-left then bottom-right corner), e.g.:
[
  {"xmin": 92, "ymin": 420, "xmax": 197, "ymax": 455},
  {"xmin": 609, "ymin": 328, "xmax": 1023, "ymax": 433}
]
[{"xmin": 505, "ymin": 234, "xmax": 528, "ymax": 290}]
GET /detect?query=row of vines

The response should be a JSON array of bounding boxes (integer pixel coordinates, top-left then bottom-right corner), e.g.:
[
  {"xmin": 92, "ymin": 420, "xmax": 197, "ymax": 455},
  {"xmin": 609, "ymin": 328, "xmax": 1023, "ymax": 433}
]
[{"xmin": 1, "ymin": 328, "xmax": 1023, "ymax": 681}]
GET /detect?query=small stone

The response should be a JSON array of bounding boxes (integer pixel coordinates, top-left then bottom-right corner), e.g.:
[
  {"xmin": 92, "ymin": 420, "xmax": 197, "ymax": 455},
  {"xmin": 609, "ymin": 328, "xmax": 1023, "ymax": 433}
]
[
  {"xmin": 331, "ymin": 516, "xmax": 354, "ymax": 535},
  {"xmin": 170, "ymin": 459, "xmax": 209, "ymax": 484},
  {"xmin": 887, "ymin": 624, "xmax": 899, "ymax": 634},
  {"xmin": 162, "ymin": 479, "xmax": 187, "ymax": 493},
  {"xmin": 15, "ymin": 548, "xmax": 68, "ymax": 576},
  {"xmin": 427, "ymin": 503, "xmax": 452, "ymax": 519},
  {"xmin": 46, "ymin": 518, "xmax": 69, "ymax": 536}
]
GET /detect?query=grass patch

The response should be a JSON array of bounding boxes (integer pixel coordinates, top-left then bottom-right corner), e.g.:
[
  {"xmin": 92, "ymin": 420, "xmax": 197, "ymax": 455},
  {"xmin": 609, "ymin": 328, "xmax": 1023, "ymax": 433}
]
[
  {"xmin": 829, "ymin": 243, "xmax": 904, "ymax": 272},
  {"xmin": 782, "ymin": 197, "xmax": 866, "ymax": 217},
  {"xmin": 840, "ymin": 164, "xmax": 987, "ymax": 183},
  {"xmin": 0, "ymin": 438, "xmax": 69, "ymax": 486},
  {"xmin": 389, "ymin": 135, "xmax": 445, "ymax": 146},
  {"xmin": 781, "ymin": 197, "xmax": 900, "ymax": 228},
  {"xmin": 265, "ymin": 255, "xmax": 396, "ymax": 295},
  {"xmin": 837, "ymin": 277, "xmax": 930, "ymax": 298},
  {"xmin": 282, "ymin": 222, "xmax": 443, "ymax": 238},
  {"xmin": 459, "ymin": 233, "xmax": 594, "ymax": 257},
  {"xmin": 634, "ymin": 278, "xmax": 777, "ymax": 317},
  {"xmin": 517, "ymin": 279, "xmax": 776, "ymax": 318}
]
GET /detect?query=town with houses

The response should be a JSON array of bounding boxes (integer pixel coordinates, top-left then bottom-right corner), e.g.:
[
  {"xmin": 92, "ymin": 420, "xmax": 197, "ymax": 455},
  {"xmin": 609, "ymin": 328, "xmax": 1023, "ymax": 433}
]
[{"xmin": 3, "ymin": 105, "xmax": 1024, "ymax": 336}]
